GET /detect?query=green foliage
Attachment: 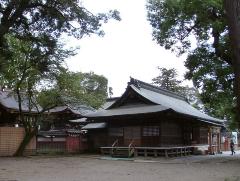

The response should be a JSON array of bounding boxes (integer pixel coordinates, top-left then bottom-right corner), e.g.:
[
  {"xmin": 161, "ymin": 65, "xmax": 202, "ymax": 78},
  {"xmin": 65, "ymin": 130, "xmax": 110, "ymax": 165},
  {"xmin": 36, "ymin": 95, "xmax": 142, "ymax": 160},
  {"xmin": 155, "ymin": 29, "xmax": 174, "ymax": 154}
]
[
  {"xmin": 0, "ymin": 1, "xmax": 120, "ymax": 155},
  {"xmin": 37, "ymin": 89, "xmax": 64, "ymax": 110},
  {"xmin": 0, "ymin": 36, "xmax": 73, "ymax": 156},
  {"xmin": 0, "ymin": 0, "xmax": 120, "ymax": 67},
  {"xmin": 152, "ymin": 67, "xmax": 201, "ymax": 106},
  {"xmin": 0, "ymin": 36, "xmax": 70, "ymax": 90},
  {"xmin": 152, "ymin": 67, "xmax": 182, "ymax": 92},
  {"xmin": 147, "ymin": 0, "xmax": 226, "ymax": 55},
  {"xmin": 147, "ymin": 0, "xmax": 235, "ymax": 123},
  {"xmin": 185, "ymin": 45, "xmax": 234, "ymax": 120},
  {"xmin": 38, "ymin": 71, "xmax": 108, "ymax": 109}
]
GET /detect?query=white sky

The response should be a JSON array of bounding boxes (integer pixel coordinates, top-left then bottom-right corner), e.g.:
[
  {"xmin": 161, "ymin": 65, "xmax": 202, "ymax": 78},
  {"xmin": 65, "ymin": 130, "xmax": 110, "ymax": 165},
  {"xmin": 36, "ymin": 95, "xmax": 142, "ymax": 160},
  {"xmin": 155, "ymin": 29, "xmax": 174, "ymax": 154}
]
[{"xmin": 65, "ymin": 0, "xmax": 188, "ymax": 97}]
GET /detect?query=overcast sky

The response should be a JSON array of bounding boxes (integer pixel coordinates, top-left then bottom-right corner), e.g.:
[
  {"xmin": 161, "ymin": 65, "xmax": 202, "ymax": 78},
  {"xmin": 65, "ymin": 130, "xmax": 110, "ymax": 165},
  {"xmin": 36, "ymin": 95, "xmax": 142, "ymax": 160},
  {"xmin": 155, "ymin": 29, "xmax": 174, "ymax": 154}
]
[{"xmin": 65, "ymin": 0, "xmax": 188, "ymax": 97}]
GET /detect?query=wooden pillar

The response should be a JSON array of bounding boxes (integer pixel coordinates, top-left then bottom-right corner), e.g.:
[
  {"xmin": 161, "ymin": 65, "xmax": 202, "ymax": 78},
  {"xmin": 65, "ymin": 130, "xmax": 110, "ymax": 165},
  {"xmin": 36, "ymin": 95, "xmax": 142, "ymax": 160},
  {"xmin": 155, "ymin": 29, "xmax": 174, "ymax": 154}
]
[
  {"xmin": 144, "ymin": 149, "xmax": 147, "ymax": 157},
  {"xmin": 208, "ymin": 127, "xmax": 213, "ymax": 154},
  {"xmin": 217, "ymin": 129, "xmax": 221, "ymax": 153},
  {"xmin": 154, "ymin": 149, "xmax": 157, "ymax": 157},
  {"xmin": 164, "ymin": 149, "xmax": 168, "ymax": 158},
  {"xmin": 134, "ymin": 149, "xmax": 138, "ymax": 157}
]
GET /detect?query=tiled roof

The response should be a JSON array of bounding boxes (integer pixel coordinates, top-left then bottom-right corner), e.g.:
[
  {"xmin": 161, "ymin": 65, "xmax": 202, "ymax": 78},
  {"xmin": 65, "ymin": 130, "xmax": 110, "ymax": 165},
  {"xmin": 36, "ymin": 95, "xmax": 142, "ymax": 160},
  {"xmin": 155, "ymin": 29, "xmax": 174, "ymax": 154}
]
[
  {"xmin": 0, "ymin": 90, "xmax": 41, "ymax": 113},
  {"xmin": 86, "ymin": 104, "xmax": 169, "ymax": 117},
  {"xmin": 129, "ymin": 77, "xmax": 186, "ymax": 101},
  {"xmin": 48, "ymin": 105, "xmax": 95, "ymax": 116},
  {"xmin": 86, "ymin": 78, "xmax": 224, "ymax": 125}
]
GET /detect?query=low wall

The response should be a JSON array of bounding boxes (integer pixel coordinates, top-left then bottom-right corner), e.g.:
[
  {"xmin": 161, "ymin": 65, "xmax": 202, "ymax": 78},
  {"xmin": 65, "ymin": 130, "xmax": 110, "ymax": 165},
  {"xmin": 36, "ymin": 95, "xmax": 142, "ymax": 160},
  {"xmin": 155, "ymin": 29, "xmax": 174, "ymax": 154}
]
[{"xmin": 0, "ymin": 127, "xmax": 36, "ymax": 156}]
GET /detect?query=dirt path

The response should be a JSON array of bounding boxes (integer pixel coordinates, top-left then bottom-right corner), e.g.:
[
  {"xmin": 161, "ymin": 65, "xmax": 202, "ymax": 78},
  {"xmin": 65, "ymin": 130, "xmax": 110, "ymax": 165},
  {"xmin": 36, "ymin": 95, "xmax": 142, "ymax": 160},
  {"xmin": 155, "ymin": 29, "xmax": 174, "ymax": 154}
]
[{"xmin": 0, "ymin": 153, "xmax": 240, "ymax": 181}]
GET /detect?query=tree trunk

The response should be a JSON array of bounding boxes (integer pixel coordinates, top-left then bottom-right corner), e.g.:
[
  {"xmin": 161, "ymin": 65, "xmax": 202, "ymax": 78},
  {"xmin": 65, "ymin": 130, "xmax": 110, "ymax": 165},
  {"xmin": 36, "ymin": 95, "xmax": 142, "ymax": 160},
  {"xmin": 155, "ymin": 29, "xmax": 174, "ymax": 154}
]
[
  {"xmin": 14, "ymin": 128, "xmax": 36, "ymax": 157},
  {"xmin": 224, "ymin": 0, "xmax": 240, "ymax": 128},
  {"xmin": 14, "ymin": 87, "xmax": 37, "ymax": 156}
]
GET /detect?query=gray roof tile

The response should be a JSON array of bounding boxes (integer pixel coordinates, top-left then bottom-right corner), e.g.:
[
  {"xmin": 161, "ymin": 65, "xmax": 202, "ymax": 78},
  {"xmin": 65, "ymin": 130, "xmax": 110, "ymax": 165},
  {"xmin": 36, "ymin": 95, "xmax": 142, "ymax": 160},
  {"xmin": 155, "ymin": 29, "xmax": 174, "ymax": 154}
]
[{"xmin": 87, "ymin": 78, "xmax": 224, "ymax": 125}]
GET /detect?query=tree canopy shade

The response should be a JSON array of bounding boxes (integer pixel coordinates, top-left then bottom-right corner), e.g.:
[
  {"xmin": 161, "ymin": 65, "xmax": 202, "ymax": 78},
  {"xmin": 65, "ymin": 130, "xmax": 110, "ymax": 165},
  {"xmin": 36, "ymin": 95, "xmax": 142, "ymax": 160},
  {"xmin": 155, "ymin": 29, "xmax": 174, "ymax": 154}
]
[
  {"xmin": 38, "ymin": 71, "xmax": 108, "ymax": 110},
  {"xmin": 0, "ymin": 0, "xmax": 120, "ymax": 66},
  {"xmin": 152, "ymin": 67, "xmax": 201, "ymax": 109},
  {"xmin": 147, "ymin": 0, "xmax": 237, "ymax": 126},
  {"xmin": 0, "ymin": 36, "xmax": 107, "ymax": 155},
  {"xmin": 0, "ymin": 34, "xmax": 76, "ymax": 156},
  {"xmin": 152, "ymin": 67, "xmax": 182, "ymax": 92},
  {"xmin": 0, "ymin": 0, "xmax": 120, "ymax": 155}
]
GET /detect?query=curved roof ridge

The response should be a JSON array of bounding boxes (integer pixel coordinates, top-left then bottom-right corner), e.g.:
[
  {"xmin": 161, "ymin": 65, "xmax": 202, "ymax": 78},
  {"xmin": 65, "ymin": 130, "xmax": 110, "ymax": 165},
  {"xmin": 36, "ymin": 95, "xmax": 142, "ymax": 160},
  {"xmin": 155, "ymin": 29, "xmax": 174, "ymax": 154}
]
[{"xmin": 129, "ymin": 77, "xmax": 187, "ymax": 101}]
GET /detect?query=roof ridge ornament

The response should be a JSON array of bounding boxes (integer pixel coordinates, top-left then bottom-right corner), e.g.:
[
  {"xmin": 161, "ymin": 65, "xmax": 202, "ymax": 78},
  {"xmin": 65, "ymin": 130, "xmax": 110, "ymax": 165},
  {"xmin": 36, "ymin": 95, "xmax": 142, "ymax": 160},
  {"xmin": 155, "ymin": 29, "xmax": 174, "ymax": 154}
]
[
  {"xmin": 129, "ymin": 77, "xmax": 141, "ymax": 89},
  {"xmin": 129, "ymin": 77, "xmax": 186, "ymax": 101}
]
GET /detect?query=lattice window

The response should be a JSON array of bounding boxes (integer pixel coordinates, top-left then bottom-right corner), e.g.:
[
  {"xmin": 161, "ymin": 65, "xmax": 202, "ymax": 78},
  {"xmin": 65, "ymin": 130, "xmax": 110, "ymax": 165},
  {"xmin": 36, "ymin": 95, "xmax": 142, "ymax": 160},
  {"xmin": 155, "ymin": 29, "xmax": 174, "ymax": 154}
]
[
  {"xmin": 143, "ymin": 126, "xmax": 159, "ymax": 136},
  {"xmin": 199, "ymin": 127, "xmax": 208, "ymax": 144},
  {"xmin": 109, "ymin": 127, "xmax": 123, "ymax": 136}
]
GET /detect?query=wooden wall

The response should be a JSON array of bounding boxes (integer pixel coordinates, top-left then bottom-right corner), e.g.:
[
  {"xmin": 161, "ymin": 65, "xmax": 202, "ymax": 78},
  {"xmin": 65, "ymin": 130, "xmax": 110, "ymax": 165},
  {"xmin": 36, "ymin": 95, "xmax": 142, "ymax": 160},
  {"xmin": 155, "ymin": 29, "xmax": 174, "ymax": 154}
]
[
  {"xmin": 0, "ymin": 127, "xmax": 36, "ymax": 156},
  {"xmin": 161, "ymin": 121, "xmax": 182, "ymax": 146},
  {"xmin": 105, "ymin": 118, "xmax": 210, "ymax": 147}
]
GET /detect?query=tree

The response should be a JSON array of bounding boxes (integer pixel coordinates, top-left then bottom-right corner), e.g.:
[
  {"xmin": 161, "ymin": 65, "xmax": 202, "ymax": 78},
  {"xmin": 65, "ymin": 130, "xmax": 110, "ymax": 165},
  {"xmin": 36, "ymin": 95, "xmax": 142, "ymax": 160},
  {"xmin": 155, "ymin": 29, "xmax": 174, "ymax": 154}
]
[
  {"xmin": 147, "ymin": 0, "xmax": 236, "ymax": 125},
  {"xmin": 224, "ymin": 0, "xmax": 240, "ymax": 128},
  {"xmin": 0, "ymin": 0, "xmax": 120, "ymax": 67},
  {"xmin": 0, "ymin": 1, "xmax": 120, "ymax": 155},
  {"xmin": 152, "ymin": 67, "xmax": 182, "ymax": 92},
  {"xmin": 0, "ymin": 36, "xmax": 72, "ymax": 156},
  {"xmin": 108, "ymin": 87, "xmax": 113, "ymax": 98},
  {"xmin": 38, "ymin": 71, "xmax": 108, "ymax": 110},
  {"xmin": 185, "ymin": 47, "xmax": 234, "ymax": 121},
  {"xmin": 152, "ymin": 67, "xmax": 201, "ymax": 106}
]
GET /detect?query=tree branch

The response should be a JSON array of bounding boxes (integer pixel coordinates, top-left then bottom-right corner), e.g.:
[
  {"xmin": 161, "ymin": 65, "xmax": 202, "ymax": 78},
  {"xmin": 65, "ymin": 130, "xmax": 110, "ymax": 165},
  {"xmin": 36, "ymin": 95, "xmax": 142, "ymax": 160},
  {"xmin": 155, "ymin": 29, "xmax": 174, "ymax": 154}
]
[{"xmin": 212, "ymin": 28, "xmax": 233, "ymax": 65}]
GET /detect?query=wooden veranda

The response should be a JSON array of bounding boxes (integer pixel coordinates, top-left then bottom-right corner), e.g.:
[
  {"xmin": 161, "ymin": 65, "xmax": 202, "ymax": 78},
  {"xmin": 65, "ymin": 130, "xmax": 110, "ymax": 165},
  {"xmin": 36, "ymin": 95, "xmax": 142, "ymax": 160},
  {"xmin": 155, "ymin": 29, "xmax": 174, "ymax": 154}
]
[{"xmin": 100, "ymin": 145, "xmax": 195, "ymax": 158}]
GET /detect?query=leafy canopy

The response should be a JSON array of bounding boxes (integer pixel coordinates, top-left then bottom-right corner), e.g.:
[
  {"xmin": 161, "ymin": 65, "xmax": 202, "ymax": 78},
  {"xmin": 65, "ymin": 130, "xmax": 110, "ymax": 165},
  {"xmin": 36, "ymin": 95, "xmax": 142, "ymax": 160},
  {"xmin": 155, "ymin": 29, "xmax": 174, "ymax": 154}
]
[
  {"xmin": 38, "ymin": 71, "xmax": 108, "ymax": 109},
  {"xmin": 0, "ymin": 0, "xmax": 120, "ymax": 65},
  {"xmin": 147, "ymin": 0, "xmax": 234, "ymax": 122},
  {"xmin": 152, "ymin": 67, "xmax": 182, "ymax": 92},
  {"xmin": 152, "ymin": 67, "xmax": 201, "ymax": 107}
]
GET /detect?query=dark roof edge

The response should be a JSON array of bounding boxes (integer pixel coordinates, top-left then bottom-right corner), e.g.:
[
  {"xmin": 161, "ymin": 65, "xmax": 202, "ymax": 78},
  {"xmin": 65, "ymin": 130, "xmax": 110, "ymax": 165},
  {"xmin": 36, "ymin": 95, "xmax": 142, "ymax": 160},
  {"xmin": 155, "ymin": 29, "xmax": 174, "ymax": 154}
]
[
  {"xmin": 129, "ymin": 77, "xmax": 187, "ymax": 101},
  {"xmin": 171, "ymin": 109, "xmax": 224, "ymax": 125},
  {"xmin": 106, "ymin": 97, "xmax": 120, "ymax": 102},
  {"xmin": 107, "ymin": 85, "xmax": 157, "ymax": 109}
]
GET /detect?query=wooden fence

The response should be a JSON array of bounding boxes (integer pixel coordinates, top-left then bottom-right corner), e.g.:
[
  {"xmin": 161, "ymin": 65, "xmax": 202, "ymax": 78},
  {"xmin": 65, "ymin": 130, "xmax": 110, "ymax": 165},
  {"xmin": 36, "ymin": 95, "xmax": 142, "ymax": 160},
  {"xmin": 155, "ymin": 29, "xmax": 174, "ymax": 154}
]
[{"xmin": 0, "ymin": 127, "xmax": 36, "ymax": 156}]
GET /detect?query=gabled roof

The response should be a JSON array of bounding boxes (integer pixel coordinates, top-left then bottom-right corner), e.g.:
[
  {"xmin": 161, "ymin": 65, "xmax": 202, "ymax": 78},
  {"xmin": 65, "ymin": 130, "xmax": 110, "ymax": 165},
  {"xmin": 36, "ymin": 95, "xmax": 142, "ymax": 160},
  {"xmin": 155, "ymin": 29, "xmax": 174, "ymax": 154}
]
[
  {"xmin": 88, "ymin": 104, "xmax": 169, "ymax": 117},
  {"xmin": 101, "ymin": 97, "xmax": 119, "ymax": 109},
  {"xmin": 48, "ymin": 105, "xmax": 95, "ymax": 116},
  {"xmin": 48, "ymin": 106, "xmax": 80, "ymax": 115},
  {"xmin": 0, "ymin": 90, "xmax": 41, "ymax": 113},
  {"xmin": 86, "ymin": 78, "xmax": 223, "ymax": 125}
]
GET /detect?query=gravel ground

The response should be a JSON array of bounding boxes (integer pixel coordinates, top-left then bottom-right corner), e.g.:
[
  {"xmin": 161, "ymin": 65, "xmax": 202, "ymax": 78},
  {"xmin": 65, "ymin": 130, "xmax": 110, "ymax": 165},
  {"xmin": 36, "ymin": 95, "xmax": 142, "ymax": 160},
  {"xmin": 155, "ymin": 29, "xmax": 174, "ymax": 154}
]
[{"xmin": 0, "ymin": 151, "xmax": 240, "ymax": 181}]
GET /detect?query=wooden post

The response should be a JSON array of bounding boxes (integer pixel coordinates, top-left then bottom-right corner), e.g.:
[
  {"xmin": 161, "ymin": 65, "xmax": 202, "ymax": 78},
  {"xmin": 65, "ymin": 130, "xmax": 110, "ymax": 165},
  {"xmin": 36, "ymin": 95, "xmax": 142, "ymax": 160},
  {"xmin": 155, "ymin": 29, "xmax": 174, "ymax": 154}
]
[
  {"xmin": 209, "ymin": 127, "xmax": 213, "ymax": 155},
  {"xmin": 154, "ymin": 149, "xmax": 157, "ymax": 157},
  {"xmin": 134, "ymin": 149, "xmax": 138, "ymax": 157},
  {"xmin": 144, "ymin": 149, "xmax": 147, "ymax": 157},
  {"xmin": 165, "ymin": 149, "xmax": 168, "ymax": 158},
  {"xmin": 217, "ymin": 129, "xmax": 221, "ymax": 153}
]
